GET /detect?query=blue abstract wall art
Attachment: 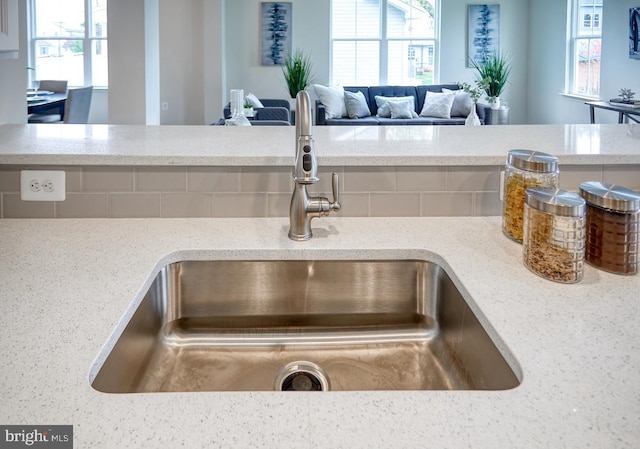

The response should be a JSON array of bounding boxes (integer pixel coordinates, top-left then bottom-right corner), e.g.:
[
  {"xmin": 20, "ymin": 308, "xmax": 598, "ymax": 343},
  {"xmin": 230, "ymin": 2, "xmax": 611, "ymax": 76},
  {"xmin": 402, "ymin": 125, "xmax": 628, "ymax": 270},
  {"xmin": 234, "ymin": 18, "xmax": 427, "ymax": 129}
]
[
  {"xmin": 467, "ymin": 4, "xmax": 500, "ymax": 67},
  {"xmin": 631, "ymin": 7, "xmax": 640, "ymax": 60},
  {"xmin": 261, "ymin": 2, "xmax": 292, "ymax": 66}
]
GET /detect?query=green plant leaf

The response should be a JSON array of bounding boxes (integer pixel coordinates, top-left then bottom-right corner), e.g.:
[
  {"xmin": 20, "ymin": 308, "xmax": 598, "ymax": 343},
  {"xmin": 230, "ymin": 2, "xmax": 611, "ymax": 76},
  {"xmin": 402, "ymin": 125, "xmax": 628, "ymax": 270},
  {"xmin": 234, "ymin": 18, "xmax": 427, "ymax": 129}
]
[
  {"xmin": 469, "ymin": 52, "xmax": 512, "ymax": 99},
  {"xmin": 282, "ymin": 49, "xmax": 314, "ymax": 98}
]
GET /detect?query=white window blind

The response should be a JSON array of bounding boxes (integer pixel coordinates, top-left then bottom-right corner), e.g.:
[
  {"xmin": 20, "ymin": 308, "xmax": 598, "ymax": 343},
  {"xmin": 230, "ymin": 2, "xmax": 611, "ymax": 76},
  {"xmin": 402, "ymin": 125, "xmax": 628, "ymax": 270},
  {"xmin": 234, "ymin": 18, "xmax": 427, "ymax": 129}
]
[{"xmin": 331, "ymin": 0, "xmax": 437, "ymax": 86}]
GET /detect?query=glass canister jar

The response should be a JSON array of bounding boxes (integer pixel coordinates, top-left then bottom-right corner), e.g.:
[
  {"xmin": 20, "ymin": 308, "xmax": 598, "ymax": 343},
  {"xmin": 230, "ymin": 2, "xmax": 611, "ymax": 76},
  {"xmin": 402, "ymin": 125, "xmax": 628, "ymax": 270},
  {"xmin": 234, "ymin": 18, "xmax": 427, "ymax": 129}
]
[
  {"xmin": 502, "ymin": 149, "xmax": 559, "ymax": 242},
  {"xmin": 523, "ymin": 187, "xmax": 586, "ymax": 283},
  {"xmin": 579, "ymin": 181, "xmax": 640, "ymax": 275}
]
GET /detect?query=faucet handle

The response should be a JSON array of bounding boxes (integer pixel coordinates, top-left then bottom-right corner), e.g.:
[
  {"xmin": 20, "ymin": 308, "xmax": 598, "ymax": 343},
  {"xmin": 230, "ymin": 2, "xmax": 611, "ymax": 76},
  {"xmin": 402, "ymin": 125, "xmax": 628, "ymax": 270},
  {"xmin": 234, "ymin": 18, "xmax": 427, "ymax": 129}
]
[{"xmin": 330, "ymin": 172, "xmax": 341, "ymax": 212}]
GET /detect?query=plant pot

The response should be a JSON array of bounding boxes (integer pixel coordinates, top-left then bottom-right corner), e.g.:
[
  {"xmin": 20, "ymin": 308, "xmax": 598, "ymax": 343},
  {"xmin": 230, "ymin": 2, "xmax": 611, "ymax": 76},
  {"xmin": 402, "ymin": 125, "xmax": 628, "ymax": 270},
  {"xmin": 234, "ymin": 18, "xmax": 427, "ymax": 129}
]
[
  {"xmin": 244, "ymin": 107, "xmax": 254, "ymax": 118},
  {"xmin": 486, "ymin": 107, "xmax": 510, "ymax": 125},
  {"xmin": 489, "ymin": 97, "xmax": 501, "ymax": 110}
]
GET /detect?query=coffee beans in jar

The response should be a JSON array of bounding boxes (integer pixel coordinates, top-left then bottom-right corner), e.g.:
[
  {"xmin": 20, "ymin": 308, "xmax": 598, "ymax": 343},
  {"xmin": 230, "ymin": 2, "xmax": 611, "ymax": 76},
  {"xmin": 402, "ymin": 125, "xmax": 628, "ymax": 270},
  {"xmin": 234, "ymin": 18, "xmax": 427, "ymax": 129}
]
[
  {"xmin": 579, "ymin": 182, "xmax": 640, "ymax": 275},
  {"xmin": 523, "ymin": 187, "xmax": 586, "ymax": 283},
  {"xmin": 502, "ymin": 150, "xmax": 559, "ymax": 242}
]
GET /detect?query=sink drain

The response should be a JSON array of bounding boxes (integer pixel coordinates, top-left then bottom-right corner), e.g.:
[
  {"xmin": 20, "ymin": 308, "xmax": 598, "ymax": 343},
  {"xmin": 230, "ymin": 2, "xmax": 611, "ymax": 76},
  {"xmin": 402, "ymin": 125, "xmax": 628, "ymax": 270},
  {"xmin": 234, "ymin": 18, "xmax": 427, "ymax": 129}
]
[{"xmin": 275, "ymin": 361, "xmax": 330, "ymax": 391}]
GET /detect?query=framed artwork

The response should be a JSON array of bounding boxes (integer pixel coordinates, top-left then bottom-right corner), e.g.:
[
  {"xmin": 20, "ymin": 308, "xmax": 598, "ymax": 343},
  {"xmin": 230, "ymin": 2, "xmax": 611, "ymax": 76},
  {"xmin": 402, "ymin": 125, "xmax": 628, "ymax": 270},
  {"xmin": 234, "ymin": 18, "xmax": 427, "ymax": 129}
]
[
  {"xmin": 631, "ymin": 7, "xmax": 640, "ymax": 60},
  {"xmin": 260, "ymin": 2, "xmax": 292, "ymax": 66},
  {"xmin": 467, "ymin": 4, "xmax": 500, "ymax": 67}
]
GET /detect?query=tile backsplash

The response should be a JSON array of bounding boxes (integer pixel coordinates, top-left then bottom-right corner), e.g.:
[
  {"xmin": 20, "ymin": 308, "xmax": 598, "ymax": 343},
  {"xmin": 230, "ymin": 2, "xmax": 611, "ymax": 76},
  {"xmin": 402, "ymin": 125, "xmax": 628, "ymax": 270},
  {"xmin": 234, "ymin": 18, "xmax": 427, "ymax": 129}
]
[{"xmin": 1, "ymin": 164, "xmax": 638, "ymax": 219}]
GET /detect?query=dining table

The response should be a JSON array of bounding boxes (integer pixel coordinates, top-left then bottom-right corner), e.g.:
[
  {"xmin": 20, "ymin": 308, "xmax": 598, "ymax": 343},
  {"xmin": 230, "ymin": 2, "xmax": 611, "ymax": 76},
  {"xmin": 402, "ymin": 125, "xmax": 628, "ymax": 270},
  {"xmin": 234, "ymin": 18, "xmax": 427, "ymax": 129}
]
[
  {"xmin": 27, "ymin": 91, "xmax": 67, "ymax": 119},
  {"xmin": 585, "ymin": 100, "xmax": 640, "ymax": 124}
]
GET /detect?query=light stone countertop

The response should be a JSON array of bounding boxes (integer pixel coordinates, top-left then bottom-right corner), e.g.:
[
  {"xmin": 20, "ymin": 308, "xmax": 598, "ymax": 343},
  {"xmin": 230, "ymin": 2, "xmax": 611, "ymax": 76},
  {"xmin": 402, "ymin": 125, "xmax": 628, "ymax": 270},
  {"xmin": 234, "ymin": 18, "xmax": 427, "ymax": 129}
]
[
  {"xmin": 0, "ymin": 217, "xmax": 638, "ymax": 448},
  {"xmin": 1, "ymin": 123, "xmax": 640, "ymax": 166}
]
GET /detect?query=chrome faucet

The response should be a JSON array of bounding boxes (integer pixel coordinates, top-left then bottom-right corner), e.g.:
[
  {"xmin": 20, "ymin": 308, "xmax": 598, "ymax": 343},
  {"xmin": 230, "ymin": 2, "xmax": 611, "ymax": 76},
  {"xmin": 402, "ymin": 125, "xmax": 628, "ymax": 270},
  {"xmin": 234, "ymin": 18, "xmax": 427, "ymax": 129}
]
[{"xmin": 288, "ymin": 90, "xmax": 341, "ymax": 241}]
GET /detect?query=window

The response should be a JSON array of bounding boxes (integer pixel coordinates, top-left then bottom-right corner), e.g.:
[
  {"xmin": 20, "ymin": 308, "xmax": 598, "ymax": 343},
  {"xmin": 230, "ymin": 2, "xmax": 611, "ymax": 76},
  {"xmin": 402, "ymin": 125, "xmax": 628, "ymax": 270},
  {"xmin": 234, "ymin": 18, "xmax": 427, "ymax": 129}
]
[
  {"xmin": 28, "ymin": 0, "xmax": 108, "ymax": 88},
  {"xmin": 582, "ymin": 13, "xmax": 600, "ymax": 28},
  {"xmin": 567, "ymin": 0, "xmax": 602, "ymax": 97},
  {"xmin": 331, "ymin": 0, "xmax": 438, "ymax": 86}
]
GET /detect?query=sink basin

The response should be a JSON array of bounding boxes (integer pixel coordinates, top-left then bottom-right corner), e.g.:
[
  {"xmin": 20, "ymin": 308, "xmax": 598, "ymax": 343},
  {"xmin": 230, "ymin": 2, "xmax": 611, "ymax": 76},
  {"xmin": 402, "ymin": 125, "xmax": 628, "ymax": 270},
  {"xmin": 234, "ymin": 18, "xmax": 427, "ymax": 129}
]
[{"xmin": 91, "ymin": 259, "xmax": 521, "ymax": 392}]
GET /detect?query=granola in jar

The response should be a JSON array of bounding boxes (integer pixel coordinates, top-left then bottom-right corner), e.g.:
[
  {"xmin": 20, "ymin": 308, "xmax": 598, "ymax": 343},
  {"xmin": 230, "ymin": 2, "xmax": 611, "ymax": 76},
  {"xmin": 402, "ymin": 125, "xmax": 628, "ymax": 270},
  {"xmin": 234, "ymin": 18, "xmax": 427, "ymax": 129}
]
[
  {"xmin": 523, "ymin": 188, "xmax": 586, "ymax": 283},
  {"xmin": 502, "ymin": 150, "xmax": 558, "ymax": 242}
]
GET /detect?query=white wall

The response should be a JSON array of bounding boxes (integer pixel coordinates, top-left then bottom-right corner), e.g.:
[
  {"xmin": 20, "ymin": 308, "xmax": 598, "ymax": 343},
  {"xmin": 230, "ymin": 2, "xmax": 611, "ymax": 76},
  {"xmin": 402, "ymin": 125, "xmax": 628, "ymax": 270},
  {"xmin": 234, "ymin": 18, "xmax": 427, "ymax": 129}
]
[
  {"xmin": 0, "ymin": 45, "xmax": 27, "ymax": 125},
  {"xmin": 107, "ymin": 0, "xmax": 147, "ymax": 124},
  {"xmin": 108, "ymin": 0, "xmax": 223, "ymax": 125},
  {"xmin": 145, "ymin": 0, "xmax": 160, "ymax": 125},
  {"xmin": 598, "ymin": 0, "xmax": 640, "ymax": 119},
  {"xmin": 223, "ymin": 0, "xmax": 330, "ymax": 104},
  {"xmin": 0, "ymin": 1, "xmax": 28, "ymax": 124},
  {"xmin": 203, "ymin": 0, "xmax": 226, "ymax": 125},
  {"xmin": 158, "ymin": 0, "xmax": 205, "ymax": 125},
  {"xmin": 527, "ymin": 0, "xmax": 640, "ymax": 124},
  {"xmin": 526, "ymin": 0, "xmax": 570, "ymax": 124},
  {"xmin": 439, "ymin": 0, "xmax": 529, "ymax": 124}
]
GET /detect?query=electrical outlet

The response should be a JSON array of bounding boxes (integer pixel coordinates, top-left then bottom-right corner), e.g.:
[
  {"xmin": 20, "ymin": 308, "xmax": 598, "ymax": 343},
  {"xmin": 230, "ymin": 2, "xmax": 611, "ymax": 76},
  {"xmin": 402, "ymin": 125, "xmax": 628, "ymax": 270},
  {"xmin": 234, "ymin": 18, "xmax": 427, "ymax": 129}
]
[{"xmin": 20, "ymin": 170, "xmax": 66, "ymax": 201}]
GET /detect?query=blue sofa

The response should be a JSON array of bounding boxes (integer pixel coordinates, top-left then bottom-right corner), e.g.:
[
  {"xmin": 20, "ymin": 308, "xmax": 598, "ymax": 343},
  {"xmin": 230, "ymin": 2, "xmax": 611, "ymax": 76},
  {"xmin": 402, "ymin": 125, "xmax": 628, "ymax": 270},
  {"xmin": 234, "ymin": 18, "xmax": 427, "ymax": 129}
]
[{"xmin": 315, "ymin": 84, "xmax": 489, "ymax": 126}]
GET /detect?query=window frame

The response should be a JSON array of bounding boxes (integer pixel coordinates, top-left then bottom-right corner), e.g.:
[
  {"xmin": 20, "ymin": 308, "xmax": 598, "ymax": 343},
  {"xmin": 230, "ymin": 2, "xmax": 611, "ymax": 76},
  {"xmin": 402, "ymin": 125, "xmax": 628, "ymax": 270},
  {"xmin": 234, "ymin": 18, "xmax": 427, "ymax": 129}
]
[
  {"xmin": 27, "ymin": 0, "xmax": 108, "ymax": 88},
  {"xmin": 565, "ymin": 0, "xmax": 602, "ymax": 99},
  {"xmin": 330, "ymin": 0, "xmax": 440, "ymax": 86}
]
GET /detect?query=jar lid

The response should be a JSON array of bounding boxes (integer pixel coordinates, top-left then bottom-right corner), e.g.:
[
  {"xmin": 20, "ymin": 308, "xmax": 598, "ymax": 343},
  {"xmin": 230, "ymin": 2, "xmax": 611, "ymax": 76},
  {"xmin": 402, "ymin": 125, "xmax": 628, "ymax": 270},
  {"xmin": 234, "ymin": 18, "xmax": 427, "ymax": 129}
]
[
  {"xmin": 579, "ymin": 181, "xmax": 640, "ymax": 212},
  {"xmin": 525, "ymin": 187, "xmax": 586, "ymax": 217},
  {"xmin": 507, "ymin": 149, "xmax": 558, "ymax": 173}
]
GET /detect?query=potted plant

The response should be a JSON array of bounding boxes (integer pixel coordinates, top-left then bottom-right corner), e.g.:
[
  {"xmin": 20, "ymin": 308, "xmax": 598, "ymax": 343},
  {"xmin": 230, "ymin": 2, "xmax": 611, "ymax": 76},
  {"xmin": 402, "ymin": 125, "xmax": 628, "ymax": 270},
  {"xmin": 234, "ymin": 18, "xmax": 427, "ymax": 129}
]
[
  {"xmin": 469, "ymin": 52, "xmax": 512, "ymax": 109},
  {"xmin": 243, "ymin": 101, "xmax": 254, "ymax": 118},
  {"xmin": 282, "ymin": 49, "xmax": 314, "ymax": 99}
]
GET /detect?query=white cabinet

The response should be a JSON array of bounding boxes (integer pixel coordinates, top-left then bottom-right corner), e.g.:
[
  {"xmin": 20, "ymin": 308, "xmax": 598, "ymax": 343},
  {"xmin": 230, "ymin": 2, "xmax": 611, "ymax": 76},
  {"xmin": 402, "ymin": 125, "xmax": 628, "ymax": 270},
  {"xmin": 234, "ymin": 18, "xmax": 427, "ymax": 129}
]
[{"xmin": 0, "ymin": 0, "xmax": 19, "ymax": 56}]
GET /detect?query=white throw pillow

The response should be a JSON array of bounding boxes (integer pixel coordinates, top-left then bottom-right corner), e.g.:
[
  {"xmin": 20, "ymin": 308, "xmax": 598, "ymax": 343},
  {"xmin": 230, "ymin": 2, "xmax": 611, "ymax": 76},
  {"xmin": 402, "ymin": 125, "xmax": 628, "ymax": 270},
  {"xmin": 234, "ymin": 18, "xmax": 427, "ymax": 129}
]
[
  {"xmin": 420, "ymin": 91, "xmax": 455, "ymax": 118},
  {"xmin": 389, "ymin": 100, "xmax": 414, "ymax": 119},
  {"xmin": 245, "ymin": 93, "xmax": 264, "ymax": 108},
  {"xmin": 442, "ymin": 88, "xmax": 473, "ymax": 117},
  {"xmin": 313, "ymin": 84, "xmax": 347, "ymax": 119},
  {"xmin": 375, "ymin": 95, "xmax": 417, "ymax": 118}
]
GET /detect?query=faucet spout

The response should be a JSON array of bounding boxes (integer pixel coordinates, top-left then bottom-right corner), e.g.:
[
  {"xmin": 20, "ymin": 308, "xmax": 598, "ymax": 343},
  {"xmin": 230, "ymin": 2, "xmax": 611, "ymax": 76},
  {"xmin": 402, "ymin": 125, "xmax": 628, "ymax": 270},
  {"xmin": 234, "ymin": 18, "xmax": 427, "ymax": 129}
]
[
  {"xmin": 293, "ymin": 90, "xmax": 318, "ymax": 184},
  {"xmin": 295, "ymin": 89, "xmax": 313, "ymax": 139},
  {"xmin": 289, "ymin": 91, "xmax": 341, "ymax": 241}
]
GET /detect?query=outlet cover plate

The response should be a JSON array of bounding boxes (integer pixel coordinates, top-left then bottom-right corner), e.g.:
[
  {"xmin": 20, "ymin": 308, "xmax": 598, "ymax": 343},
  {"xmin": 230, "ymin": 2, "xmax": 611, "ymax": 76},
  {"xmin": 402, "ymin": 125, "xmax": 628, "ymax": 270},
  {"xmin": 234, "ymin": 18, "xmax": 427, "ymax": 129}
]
[{"xmin": 20, "ymin": 170, "xmax": 66, "ymax": 201}]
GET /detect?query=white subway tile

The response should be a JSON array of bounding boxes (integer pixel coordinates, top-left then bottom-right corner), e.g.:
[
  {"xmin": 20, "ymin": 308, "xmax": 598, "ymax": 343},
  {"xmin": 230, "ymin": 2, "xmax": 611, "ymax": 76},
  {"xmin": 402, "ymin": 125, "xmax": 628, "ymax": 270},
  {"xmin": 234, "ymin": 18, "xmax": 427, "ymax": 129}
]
[
  {"xmin": 371, "ymin": 193, "xmax": 420, "ymax": 216},
  {"xmin": 110, "ymin": 193, "xmax": 161, "ymax": 218},
  {"xmin": 214, "ymin": 193, "xmax": 267, "ymax": 217},
  {"xmin": 136, "ymin": 167, "xmax": 186, "ymax": 192},
  {"xmin": 421, "ymin": 192, "xmax": 473, "ymax": 216}
]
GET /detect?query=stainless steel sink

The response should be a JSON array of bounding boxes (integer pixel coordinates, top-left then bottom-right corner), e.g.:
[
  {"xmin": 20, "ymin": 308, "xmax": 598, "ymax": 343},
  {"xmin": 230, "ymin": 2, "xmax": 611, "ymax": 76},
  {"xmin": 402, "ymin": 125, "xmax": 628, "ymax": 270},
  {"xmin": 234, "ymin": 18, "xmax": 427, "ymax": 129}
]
[{"xmin": 91, "ymin": 259, "xmax": 521, "ymax": 393}]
